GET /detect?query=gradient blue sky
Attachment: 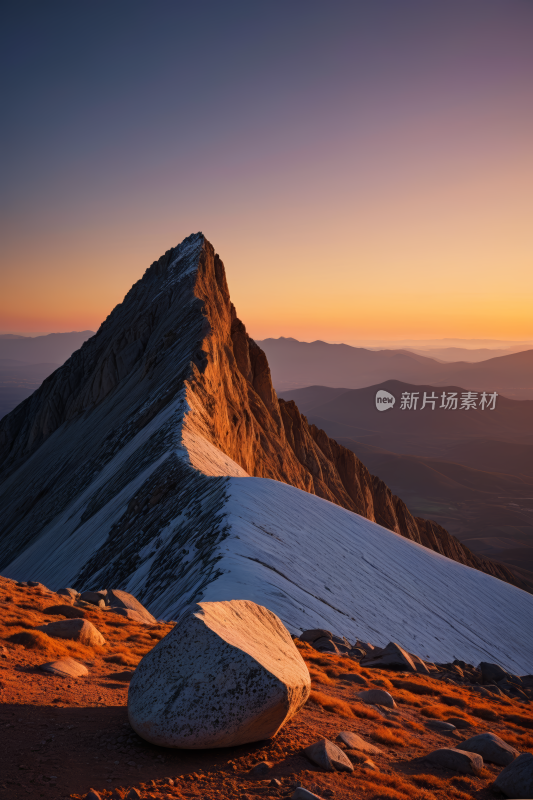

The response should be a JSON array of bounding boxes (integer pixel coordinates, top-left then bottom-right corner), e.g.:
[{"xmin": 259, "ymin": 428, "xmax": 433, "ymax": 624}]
[{"xmin": 1, "ymin": 1, "xmax": 532, "ymax": 340}]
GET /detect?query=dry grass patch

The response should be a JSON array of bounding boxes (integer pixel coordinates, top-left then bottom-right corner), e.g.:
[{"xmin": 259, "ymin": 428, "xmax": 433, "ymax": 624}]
[
  {"xmin": 504, "ymin": 713, "xmax": 533, "ymax": 729},
  {"xmin": 393, "ymin": 689, "xmax": 426, "ymax": 707},
  {"xmin": 308, "ymin": 690, "xmax": 355, "ymax": 718},
  {"xmin": 470, "ymin": 704, "xmax": 499, "ymax": 721},
  {"xmin": 391, "ymin": 679, "xmax": 439, "ymax": 696},
  {"xmin": 351, "ymin": 703, "xmax": 382, "ymax": 720},
  {"xmin": 439, "ymin": 694, "xmax": 468, "ymax": 709},
  {"xmin": 411, "ymin": 774, "xmax": 447, "ymax": 789},
  {"xmin": 370, "ymin": 725, "xmax": 420, "ymax": 748},
  {"xmin": 308, "ymin": 668, "xmax": 334, "ymax": 686},
  {"xmin": 500, "ymin": 730, "xmax": 533, "ymax": 749}
]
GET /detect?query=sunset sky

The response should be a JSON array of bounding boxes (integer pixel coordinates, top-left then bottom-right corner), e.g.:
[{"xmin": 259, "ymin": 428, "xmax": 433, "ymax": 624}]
[{"xmin": 1, "ymin": 1, "xmax": 532, "ymax": 341}]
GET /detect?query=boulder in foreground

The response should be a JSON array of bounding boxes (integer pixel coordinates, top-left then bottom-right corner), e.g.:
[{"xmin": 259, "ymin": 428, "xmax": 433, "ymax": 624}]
[
  {"xmin": 493, "ymin": 752, "xmax": 533, "ymax": 798},
  {"xmin": 36, "ymin": 619, "xmax": 105, "ymax": 646},
  {"xmin": 128, "ymin": 599, "xmax": 310, "ymax": 748},
  {"xmin": 336, "ymin": 730, "xmax": 383, "ymax": 755}
]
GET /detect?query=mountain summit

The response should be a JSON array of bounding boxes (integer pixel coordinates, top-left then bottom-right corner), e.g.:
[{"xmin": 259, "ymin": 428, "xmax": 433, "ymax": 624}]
[{"xmin": 1, "ymin": 233, "xmax": 532, "ymax": 670}]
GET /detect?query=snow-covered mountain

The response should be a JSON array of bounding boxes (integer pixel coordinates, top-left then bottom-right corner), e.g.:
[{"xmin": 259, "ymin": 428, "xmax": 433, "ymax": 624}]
[{"xmin": 1, "ymin": 233, "xmax": 532, "ymax": 672}]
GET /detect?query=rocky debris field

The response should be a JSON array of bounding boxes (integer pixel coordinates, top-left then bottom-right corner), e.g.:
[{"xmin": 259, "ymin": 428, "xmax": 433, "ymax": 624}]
[{"xmin": 1, "ymin": 576, "xmax": 533, "ymax": 800}]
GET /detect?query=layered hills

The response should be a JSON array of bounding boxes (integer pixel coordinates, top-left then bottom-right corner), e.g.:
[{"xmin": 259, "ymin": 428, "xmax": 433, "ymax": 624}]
[
  {"xmin": 259, "ymin": 337, "xmax": 533, "ymax": 399},
  {"xmin": 1, "ymin": 233, "xmax": 532, "ymax": 670}
]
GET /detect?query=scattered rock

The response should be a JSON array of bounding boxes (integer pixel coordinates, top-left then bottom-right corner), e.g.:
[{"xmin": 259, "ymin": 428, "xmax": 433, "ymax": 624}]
[
  {"xmin": 125, "ymin": 789, "xmax": 143, "ymax": 800},
  {"xmin": 299, "ymin": 629, "xmax": 333, "ymax": 644},
  {"xmin": 249, "ymin": 762, "xmax": 273, "ymax": 776},
  {"xmin": 358, "ymin": 689, "xmax": 396, "ymax": 709},
  {"xmin": 291, "ymin": 789, "xmax": 323, "ymax": 800},
  {"xmin": 360, "ymin": 641, "xmax": 416, "ymax": 672},
  {"xmin": 128, "ymin": 599, "xmax": 310, "ymax": 747},
  {"xmin": 109, "ymin": 670, "xmax": 135, "ymax": 682},
  {"xmin": 479, "ymin": 662, "xmax": 503, "ymax": 684},
  {"xmin": 313, "ymin": 637, "xmax": 340, "ymax": 654},
  {"xmin": 447, "ymin": 718, "xmax": 474, "ymax": 729},
  {"xmin": 338, "ymin": 672, "xmax": 367, "ymax": 685},
  {"xmin": 424, "ymin": 748, "xmax": 483, "ymax": 776},
  {"xmin": 56, "ymin": 587, "xmax": 79, "ymax": 600},
  {"xmin": 493, "ymin": 752, "xmax": 533, "ymax": 798},
  {"xmin": 43, "ymin": 604, "xmax": 86, "ymax": 619},
  {"xmin": 303, "ymin": 739, "xmax": 354, "ymax": 772},
  {"xmin": 336, "ymin": 730, "xmax": 383, "ymax": 755},
  {"xmin": 36, "ymin": 619, "xmax": 106, "ymax": 646},
  {"xmin": 85, "ymin": 791, "xmax": 102, "ymax": 800},
  {"xmin": 107, "ymin": 607, "xmax": 152, "ymax": 624},
  {"xmin": 425, "ymin": 720, "xmax": 456, "ymax": 731},
  {"xmin": 80, "ymin": 590, "xmax": 108, "ymax": 605},
  {"xmin": 459, "ymin": 732, "xmax": 519, "ymax": 766},
  {"xmin": 409, "ymin": 653, "xmax": 430, "ymax": 675},
  {"xmin": 270, "ymin": 778, "xmax": 281, "ymax": 787},
  {"xmin": 27, "ymin": 581, "xmax": 46, "ymax": 589},
  {"xmin": 484, "ymin": 683, "xmax": 504, "ymax": 696},
  {"xmin": 39, "ymin": 658, "xmax": 89, "ymax": 678},
  {"xmin": 162, "ymin": 778, "xmax": 174, "ymax": 785},
  {"xmin": 107, "ymin": 589, "xmax": 156, "ymax": 624},
  {"xmin": 0, "ymin": 646, "xmax": 8, "ymax": 658}
]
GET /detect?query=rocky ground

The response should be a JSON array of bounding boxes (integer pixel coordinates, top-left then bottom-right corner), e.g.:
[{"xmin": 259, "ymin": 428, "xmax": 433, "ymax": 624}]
[{"xmin": 1, "ymin": 576, "xmax": 532, "ymax": 800}]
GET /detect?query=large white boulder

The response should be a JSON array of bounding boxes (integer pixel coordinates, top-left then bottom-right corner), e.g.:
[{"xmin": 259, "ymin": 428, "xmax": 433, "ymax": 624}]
[{"xmin": 127, "ymin": 599, "xmax": 310, "ymax": 748}]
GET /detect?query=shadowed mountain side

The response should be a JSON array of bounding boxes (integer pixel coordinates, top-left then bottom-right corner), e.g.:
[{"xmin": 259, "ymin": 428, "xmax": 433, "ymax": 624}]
[
  {"xmin": 0, "ymin": 236, "xmax": 527, "ymax": 595},
  {"xmin": 261, "ymin": 338, "xmax": 533, "ymax": 398},
  {"xmin": 336, "ymin": 438, "xmax": 533, "ymax": 587},
  {"xmin": 278, "ymin": 382, "xmax": 533, "ymax": 456}
]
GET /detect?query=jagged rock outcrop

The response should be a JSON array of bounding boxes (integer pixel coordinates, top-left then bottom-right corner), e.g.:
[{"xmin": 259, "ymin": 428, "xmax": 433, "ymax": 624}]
[{"xmin": 1, "ymin": 233, "xmax": 532, "ymax": 671}]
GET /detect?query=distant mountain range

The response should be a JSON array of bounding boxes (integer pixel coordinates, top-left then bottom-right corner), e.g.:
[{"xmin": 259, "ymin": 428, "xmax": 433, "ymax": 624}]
[
  {"xmin": 279, "ymin": 380, "xmax": 533, "ymax": 585},
  {"xmin": 258, "ymin": 337, "xmax": 533, "ymax": 399},
  {"xmin": 0, "ymin": 332, "xmax": 94, "ymax": 418}
]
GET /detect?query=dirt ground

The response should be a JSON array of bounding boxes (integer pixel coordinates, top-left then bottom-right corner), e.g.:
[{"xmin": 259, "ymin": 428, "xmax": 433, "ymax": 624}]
[{"xmin": 1, "ymin": 576, "xmax": 532, "ymax": 800}]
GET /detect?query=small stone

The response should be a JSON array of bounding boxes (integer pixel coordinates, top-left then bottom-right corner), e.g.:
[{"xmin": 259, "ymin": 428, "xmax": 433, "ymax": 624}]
[
  {"xmin": 425, "ymin": 748, "xmax": 483, "ymax": 776},
  {"xmin": 336, "ymin": 730, "xmax": 383, "ymax": 755},
  {"xmin": 56, "ymin": 587, "xmax": 79, "ymax": 600},
  {"xmin": 357, "ymin": 689, "xmax": 396, "ymax": 709},
  {"xmin": 494, "ymin": 752, "xmax": 533, "ymax": 798},
  {"xmin": 459, "ymin": 733, "xmax": 519, "ymax": 766},
  {"xmin": 85, "ymin": 791, "xmax": 102, "ymax": 800},
  {"xmin": 291, "ymin": 789, "xmax": 323, "ymax": 800},
  {"xmin": 249, "ymin": 762, "xmax": 273, "ymax": 776},
  {"xmin": 425, "ymin": 720, "xmax": 456, "ymax": 731},
  {"xmin": 299, "ymin": 629, "xmax": 333, "ymax": 644},
  {"xmin": 447, "ymin": 718, "xmax": 474, "ymax": 729},
  {"xmin": 36, "ymin": 618, "xmax": 105, "ymax": 646},
  {"xmin": 270, "ymin": 778, "xmax": 282, "ymax": 787},
  {"xmin": 109, "ymin": 670, "xmax": 135, "ymax": 682},
  {"xmin": 107, "ymin": 589, "xmax": 157, "ymax": 623},
  {"xmin": 360, "ymin": 641, "xmax": 417, "ymax": 672},
  {"xmin": 125, "ymin": 789, "xmax": 143, "ymax": 800},
  {"xmin": 80, "ymin": 590, "xmax": 108, "ymax": 605},
  {"xmin": 40, "ymin": 657, "xmax": 89, "ymax": 678},
  {"xmin": 107, "ymin": 607, "xmax": 152, "ymax": 624},
  {"xmin": 162, "ymin": 777, "xmax": 174, "ymax": 785},
  {"xmin": 303, "ymin": 738, "xmax": 354, "ymax": 772},
  {"xmin": 338, "ymin": 672, "xmax": 367, "ymax": 685}
]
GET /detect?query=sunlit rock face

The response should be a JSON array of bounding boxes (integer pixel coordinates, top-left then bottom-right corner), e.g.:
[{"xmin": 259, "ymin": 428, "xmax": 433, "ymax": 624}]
[{"xmin": 1, "ymin": 232, "xmax": 532, "ymax": 673}]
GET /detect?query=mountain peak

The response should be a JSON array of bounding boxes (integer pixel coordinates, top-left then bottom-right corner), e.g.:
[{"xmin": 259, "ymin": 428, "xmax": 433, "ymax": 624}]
[{"xmin": 1, "ymin": 234, "xmax": 532, "ymax": 671}]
